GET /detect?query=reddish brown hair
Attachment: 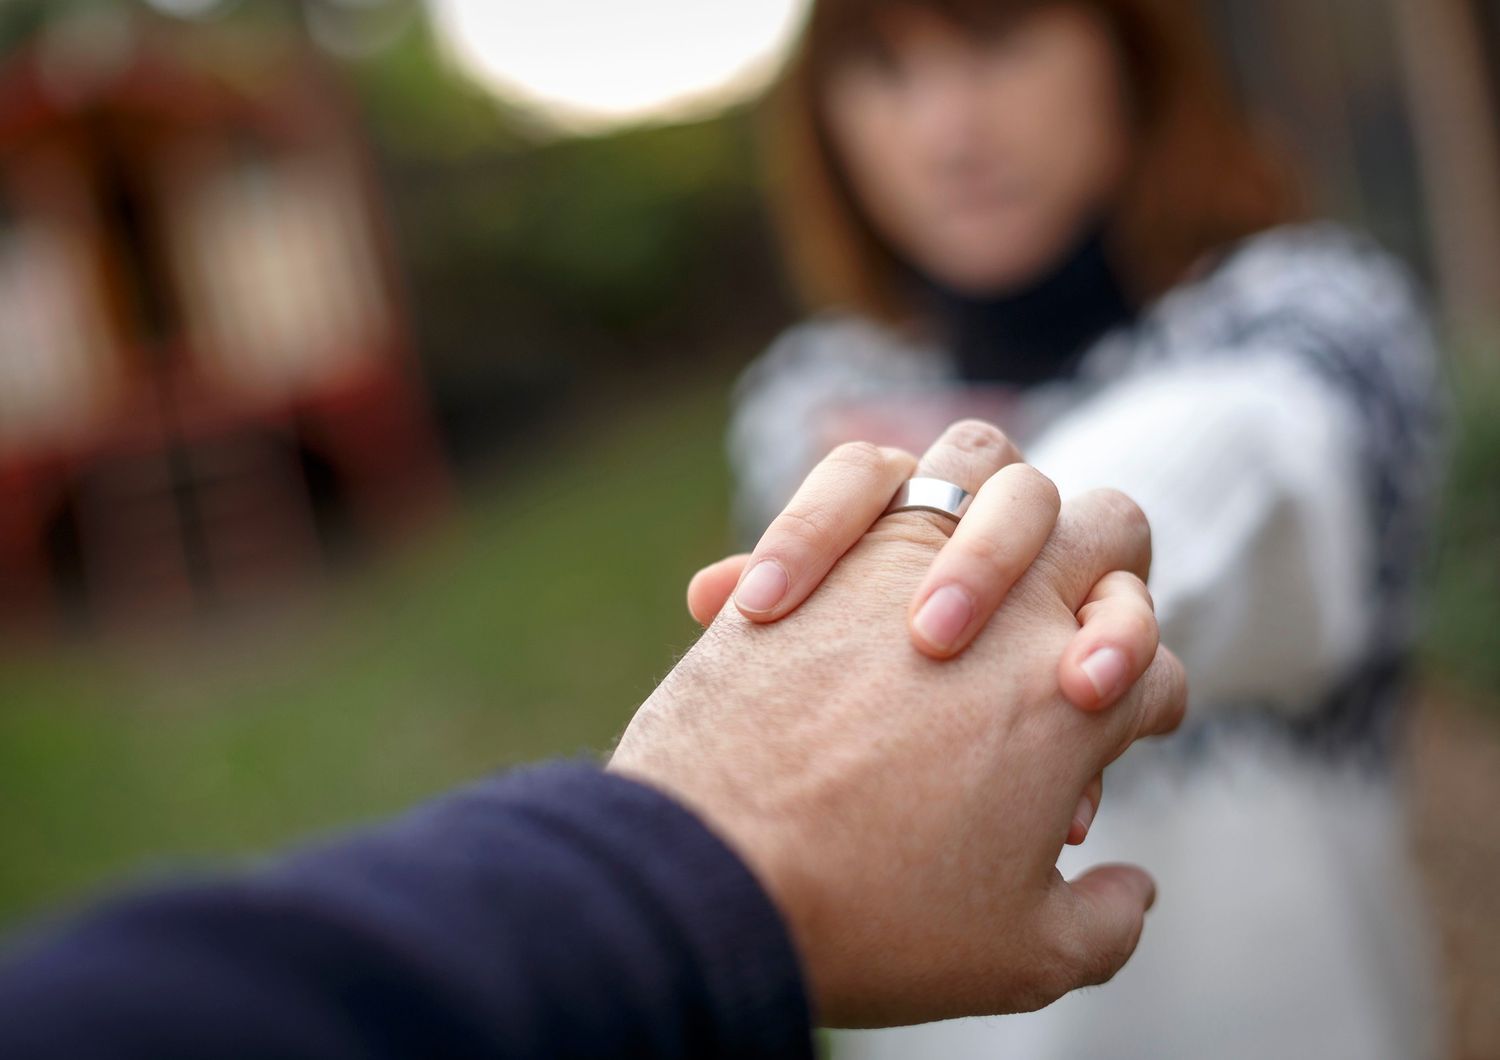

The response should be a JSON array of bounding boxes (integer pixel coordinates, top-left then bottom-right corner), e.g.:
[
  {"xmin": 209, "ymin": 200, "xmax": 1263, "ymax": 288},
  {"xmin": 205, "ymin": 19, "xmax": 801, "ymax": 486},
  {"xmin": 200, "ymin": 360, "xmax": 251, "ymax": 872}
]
[{"xmin": 760, "ymin": 0, "xmax": 1302, "ymax": 327}]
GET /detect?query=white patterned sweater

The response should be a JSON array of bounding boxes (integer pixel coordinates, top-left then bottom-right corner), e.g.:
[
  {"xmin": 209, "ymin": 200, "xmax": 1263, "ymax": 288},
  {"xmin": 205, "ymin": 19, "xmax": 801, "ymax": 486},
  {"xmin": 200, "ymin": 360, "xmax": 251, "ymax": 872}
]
[{"xmin": 727, "ymin": 224, "xmax": 1449, "ymax": 1059}]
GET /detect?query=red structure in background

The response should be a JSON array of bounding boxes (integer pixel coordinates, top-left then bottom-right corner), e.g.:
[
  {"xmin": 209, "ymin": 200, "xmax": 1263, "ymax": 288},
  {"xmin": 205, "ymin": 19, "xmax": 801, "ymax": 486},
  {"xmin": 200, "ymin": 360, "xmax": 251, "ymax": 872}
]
[{"xmin": 0, "ymin": 18, "xmax": 448, "ymax": 632}]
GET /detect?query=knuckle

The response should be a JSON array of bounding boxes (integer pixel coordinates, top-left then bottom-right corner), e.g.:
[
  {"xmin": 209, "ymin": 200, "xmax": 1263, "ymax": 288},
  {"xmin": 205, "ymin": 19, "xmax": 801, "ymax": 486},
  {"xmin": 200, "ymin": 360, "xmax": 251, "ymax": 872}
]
[
  {"xmin": 825, "ymin": 439, "xmax": 888, "ymax": 477},
  {"xmin": 942, "ymin": 419, "xmax": 1019, "ymax": 462},
  {"xmin": 1039, "ymin": 925, "xmax": 1093, "ymax": 997},
  {"xmin": 1047, "ymin": 922, "xmax": 1123, "ymax": 991},
  {"xmin": 953, "ymin": 527, "xmax": 1012, "ymax": 571},
  {"xmin": 871, "ymin": 509, "xmax": 955, "ymax": 552},
  {"xmin": 769, "ymin": 504, "xmax": 838, "ymax": 551},
  {"xmin": 995, "ymin": 462, "xmax": 1061, "ymax": 511},
  {"xmin": 1093, "ymin": 488, "xmax": 1150, "ymax": 538},
  {"xmin": 1082, "ymin": 941, "xmax": 1129, "ymax": 989},
  {"xmin": 1023, "ymin": 465, "xmax": 1063, "ymax": 511}
]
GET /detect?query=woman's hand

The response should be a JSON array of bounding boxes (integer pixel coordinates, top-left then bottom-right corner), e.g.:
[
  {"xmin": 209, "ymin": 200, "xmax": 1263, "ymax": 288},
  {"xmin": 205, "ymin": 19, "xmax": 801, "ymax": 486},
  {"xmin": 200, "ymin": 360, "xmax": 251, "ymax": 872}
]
[{"xmin": 689, "ymin": 421, "xmax": 1168, "ymax": 845}]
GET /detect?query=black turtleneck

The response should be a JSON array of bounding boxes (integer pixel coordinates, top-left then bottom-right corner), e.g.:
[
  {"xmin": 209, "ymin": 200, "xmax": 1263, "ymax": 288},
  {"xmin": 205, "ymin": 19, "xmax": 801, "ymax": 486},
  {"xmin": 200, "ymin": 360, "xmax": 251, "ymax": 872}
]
[{"xmin": 912, "ymin": 226, "xmax": 1137, "ymax": 387}]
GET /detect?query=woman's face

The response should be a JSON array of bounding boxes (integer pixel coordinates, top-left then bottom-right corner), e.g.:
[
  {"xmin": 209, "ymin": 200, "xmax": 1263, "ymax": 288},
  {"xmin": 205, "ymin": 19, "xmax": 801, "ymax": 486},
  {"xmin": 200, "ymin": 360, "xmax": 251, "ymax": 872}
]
[{"xmin": 821, "ymin": 3, "xmax": 1132, "ymax": 294}]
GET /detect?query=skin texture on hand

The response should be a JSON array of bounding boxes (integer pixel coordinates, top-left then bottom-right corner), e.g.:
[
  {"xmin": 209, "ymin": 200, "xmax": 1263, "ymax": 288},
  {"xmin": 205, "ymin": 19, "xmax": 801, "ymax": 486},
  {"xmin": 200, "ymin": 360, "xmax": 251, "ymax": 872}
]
[
  {"xmin": 609, "ymin": 458, "xmax": 1185, "ymax": 1028},
  {"xmin": 687, "ymin": 422, "xmax": 1167, "ymax": 846}
]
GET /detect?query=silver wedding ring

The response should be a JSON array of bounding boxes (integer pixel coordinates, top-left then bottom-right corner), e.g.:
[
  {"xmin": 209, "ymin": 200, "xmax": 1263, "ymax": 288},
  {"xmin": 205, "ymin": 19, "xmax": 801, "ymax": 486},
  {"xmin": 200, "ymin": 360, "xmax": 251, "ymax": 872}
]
[{"xmin": 884, "ymin": 477, "xmax": 973, "ymax": 523}]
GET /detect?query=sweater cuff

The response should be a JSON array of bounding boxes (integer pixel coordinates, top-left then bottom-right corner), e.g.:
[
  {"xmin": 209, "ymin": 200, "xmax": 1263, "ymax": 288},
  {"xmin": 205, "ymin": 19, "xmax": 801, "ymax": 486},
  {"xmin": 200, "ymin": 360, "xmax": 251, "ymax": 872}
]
[{"xmin": 500, "ymin": 761, "xmax": 816, "ymax": 1058}]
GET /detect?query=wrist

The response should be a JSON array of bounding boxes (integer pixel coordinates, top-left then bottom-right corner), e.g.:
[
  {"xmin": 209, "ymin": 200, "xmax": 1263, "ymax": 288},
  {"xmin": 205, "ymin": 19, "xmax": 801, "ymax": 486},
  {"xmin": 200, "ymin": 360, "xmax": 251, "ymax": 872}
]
[{"xmin": 606, "ymin": 754, "xmax": 833, "ymax": 1017}]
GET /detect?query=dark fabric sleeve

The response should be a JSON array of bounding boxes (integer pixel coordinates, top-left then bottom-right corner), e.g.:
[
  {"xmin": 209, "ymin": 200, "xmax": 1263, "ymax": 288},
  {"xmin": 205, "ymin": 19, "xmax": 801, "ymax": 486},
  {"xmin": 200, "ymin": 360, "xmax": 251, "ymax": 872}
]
[{"xmin": 0, "ymin": 761, "xmax": 816, "ymax": 1059}]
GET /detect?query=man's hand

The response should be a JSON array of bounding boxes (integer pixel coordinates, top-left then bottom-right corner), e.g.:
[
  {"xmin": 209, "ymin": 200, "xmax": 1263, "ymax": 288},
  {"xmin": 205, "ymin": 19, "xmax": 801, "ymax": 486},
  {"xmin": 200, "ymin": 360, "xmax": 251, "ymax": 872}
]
[{"xmin": 609, "ymin": 421, "xmax": 1186, "ymax": 1029}]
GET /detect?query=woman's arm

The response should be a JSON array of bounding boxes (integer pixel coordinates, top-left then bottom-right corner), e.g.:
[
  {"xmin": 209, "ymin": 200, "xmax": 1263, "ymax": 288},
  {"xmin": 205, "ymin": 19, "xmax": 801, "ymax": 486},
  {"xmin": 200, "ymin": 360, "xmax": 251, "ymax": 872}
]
[
  {"xmin": 1029, "ymin": 227, "xmax": 1446, "ymax": 718},
  {"xmin": 1028, "ymin": 354, "xmax": 1375, "ymax": 714}
]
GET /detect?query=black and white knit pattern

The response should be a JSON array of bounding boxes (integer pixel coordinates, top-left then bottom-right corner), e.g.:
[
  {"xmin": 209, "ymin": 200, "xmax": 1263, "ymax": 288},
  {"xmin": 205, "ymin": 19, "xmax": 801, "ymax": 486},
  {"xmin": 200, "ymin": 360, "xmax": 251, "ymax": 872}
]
[
  {"xmin": 729, "ymin": 223, "xmax": 1447, "ymax": 767},
  {"xmin": 1095, "ymin": 224, "xmax": 1448, "ymax": 762}
]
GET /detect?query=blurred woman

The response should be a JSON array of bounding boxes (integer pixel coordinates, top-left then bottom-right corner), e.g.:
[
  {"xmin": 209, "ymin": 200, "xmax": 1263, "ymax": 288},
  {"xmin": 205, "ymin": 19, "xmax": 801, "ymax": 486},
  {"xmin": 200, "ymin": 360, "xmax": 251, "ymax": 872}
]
[{"xmin": 728, "ymin": 0, "xmax": 1448, "ymax": 1056}]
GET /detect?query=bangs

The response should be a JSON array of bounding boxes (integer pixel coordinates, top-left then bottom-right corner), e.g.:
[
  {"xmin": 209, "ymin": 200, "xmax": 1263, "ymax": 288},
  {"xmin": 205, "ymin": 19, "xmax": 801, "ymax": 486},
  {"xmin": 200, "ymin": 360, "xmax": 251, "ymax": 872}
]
[{"xmin": 806, "ymin": 0, "xmax": 1051, "ymax": 69}]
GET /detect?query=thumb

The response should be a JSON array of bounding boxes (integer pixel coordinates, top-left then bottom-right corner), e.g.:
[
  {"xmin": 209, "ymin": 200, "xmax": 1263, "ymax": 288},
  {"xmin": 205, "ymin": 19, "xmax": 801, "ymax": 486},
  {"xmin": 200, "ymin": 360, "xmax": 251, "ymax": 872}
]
[
  {"xmin": 686, "ymin": 554, "xmax": 751, "ymax": 626},
  {"xmin": 1047, "ymin": 864, "xmax": 1156, "ymax": 992}
]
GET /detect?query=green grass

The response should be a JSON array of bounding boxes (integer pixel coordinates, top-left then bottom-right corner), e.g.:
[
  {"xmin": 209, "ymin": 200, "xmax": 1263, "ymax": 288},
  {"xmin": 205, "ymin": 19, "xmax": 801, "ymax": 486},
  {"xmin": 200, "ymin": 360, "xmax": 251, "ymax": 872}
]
[{"xmin": 0, "ymin": 377, "xmax": 735, "ymax": 927}]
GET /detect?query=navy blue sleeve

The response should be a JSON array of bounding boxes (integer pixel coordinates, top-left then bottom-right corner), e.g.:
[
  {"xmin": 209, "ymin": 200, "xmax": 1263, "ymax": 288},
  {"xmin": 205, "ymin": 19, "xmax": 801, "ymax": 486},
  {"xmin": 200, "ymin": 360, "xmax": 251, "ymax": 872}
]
[{"xmin": 0, "ymin": 762, "xmax": 816, "ymax": 1059}]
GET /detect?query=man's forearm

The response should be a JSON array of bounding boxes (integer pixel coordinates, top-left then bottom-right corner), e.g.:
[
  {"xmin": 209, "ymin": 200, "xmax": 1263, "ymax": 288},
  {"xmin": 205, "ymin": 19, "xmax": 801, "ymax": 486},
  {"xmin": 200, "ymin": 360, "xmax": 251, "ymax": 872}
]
[{"xmin": 0, "ymin": 763, "xmax": 815, "ymax": 1059}]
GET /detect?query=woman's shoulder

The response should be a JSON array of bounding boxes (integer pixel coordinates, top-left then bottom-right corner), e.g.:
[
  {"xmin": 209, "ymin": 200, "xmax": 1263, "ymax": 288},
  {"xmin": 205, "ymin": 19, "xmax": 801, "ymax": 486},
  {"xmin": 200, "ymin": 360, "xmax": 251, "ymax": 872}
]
[
  {"xmin": 1158, "ymin": 221, "xmax": 1432, "ymax": 338},
  {"xmin": 1220, "ymin": 221, "xmax": 1426, "ymax": 307},
  {"xmin": 1128, "ymin": 222, "xmax": 1439, "ymax": 388},
  {"xmin": 1218, "ymin": 220, "xmax": 1413, "ymax": 274}
]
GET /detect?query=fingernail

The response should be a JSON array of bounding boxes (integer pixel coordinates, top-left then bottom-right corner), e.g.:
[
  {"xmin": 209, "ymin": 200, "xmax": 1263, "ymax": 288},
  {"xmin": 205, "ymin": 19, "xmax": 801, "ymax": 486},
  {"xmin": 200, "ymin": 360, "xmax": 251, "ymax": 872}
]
[
  {"xmin": 912, "ymin": 585, "xmax": 973, "ymax": 652},
  {"xmin": 1080, "ymin": 647, "xmax": 1128, "ymax": 700},
  {"xmin": 736, "ymin": 561, "xmax": 788, "ymax": 613},
  {"xmin": 1072, "ymin": 794, "xmax": 1095, "ymax": 835}
]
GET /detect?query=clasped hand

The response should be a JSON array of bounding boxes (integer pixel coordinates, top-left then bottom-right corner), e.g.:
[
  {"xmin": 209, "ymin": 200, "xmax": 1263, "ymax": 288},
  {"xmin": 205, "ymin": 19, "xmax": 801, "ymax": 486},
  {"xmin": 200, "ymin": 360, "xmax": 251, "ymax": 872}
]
[{"xmin": 610, "ymin": 420, "xmax": 1187, "ymax": 1029}]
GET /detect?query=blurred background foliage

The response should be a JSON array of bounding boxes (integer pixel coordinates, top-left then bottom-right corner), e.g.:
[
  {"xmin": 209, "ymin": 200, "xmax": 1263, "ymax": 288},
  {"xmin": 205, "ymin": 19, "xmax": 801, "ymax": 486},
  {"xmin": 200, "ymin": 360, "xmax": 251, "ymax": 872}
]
[
  {"xmin": 0, "ymin": 0, "xmax": 1494, "ymax": 947},
  {"xmin": 1424, "ymin": 348, "xmax": 1500, "ymax": 705},
  {"xmin": 0, "ymin": 0, "xmax": 790, "ymax": 926},
  {"xmin": 351, "ymin": 14, "xmax": 791, "ymax": 462}
]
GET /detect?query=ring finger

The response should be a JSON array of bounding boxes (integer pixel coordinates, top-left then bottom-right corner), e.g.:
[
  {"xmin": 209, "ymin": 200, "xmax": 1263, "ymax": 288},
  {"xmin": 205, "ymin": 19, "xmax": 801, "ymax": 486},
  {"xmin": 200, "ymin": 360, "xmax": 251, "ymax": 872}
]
[
  {"xmin": 880, "ymin": 419, "xmax": 1026, "ymax": 544},
  {"xmin": 885, "ymin": 421, "xmax": 1053, "ymax": 657}
]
